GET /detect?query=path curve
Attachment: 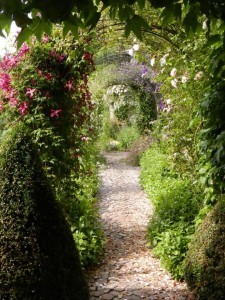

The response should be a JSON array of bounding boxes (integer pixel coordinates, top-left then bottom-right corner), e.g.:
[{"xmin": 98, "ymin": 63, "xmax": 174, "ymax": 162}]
[{"xmin": 86, "ymin": 152, "xmax": 194, "ymax": 300}]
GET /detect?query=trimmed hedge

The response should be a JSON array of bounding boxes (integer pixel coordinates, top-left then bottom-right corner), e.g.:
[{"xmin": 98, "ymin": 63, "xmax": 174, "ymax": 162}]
[
  {"xmin": 184, "ymin": 199, "xmax": 225, "ymax": 300},
  {"xmin": 0, "ymin": 125, "xmax": 90, "ymax": 300}
]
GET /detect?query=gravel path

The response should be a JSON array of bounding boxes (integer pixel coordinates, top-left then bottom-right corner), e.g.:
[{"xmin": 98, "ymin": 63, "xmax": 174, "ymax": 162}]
[{"xmin": 86, "ymin": 152, "xmax": 194, "ymax": 300}]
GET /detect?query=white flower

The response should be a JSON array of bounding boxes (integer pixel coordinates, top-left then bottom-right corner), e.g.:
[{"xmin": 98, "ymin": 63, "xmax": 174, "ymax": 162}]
[
  {"xmin": 171, "ymin": 79, "xmax": 178, "ymax": 88},
  {"xmin": 194, "ymin": 71, "xmax": 204, "ymax": 80},
  {"xmin": 202, "ymin": 21, "xmax": 207, "ymax": 30},
  {"xmin": 170, "ymin": 68, "xmax": 177, "ymax": 77},
  {"xmin": 166, "ymin": 99, "xmax": 171, "ymax": 105},
  {"xmin": 150, "ymin": 57, "xmax": 155, "ymax": 66},
  {"xmin": 160, "ymin": 57, "xmax": 166, "ymax": 66},
  {"xmin": 181, "ymin": 75, "xmax": 188, "ymax": 83},
  {"xmin": 133, "ymin": 44, "xmax": 140, "ymax": 51},
  {"xmin": 128, "ymin": 48, "xmax": 134, "ymax": 56}
]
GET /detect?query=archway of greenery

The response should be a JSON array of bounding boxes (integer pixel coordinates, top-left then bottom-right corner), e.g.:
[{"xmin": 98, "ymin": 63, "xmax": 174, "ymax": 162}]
[{"xmin": 1, "ymin": 1, "xmax": 225, "ymax": 298}]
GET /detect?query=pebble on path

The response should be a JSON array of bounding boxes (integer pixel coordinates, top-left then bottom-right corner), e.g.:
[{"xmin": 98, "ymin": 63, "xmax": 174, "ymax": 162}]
[{"xmin": 85, "ymin": 152, "xmax": 195, "ymax": 300}]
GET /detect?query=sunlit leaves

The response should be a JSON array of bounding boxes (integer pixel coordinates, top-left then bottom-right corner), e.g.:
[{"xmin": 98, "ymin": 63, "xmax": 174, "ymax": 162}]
[{"xmin": 125, "ymin": 14, "xmax": 151, "ymax": 40}]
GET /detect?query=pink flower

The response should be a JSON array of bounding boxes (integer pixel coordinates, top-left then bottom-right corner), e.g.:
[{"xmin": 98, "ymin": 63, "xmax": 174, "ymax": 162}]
[
  {"xmin": 83, "ymin": 52, "xmax": 92, "ymax": 61},
  {"xmin": 18, "ymin": 43, "xmax": 30, "ymax": 57},
  {"xmin": 65, "ymin": 80, "xmax": 74, "ymax": 91},
  {"xmin": 26, "ymin": 87, "xmax": 37, "ymax": 99},
  {"xmin": 0, "ymin": 55, "xmax": 18, "ymax": 70},
  {"xmin": 37, "ymin": 68, "xmax": 44, "ymax": 77},
  {"xmin": 50, "ymin": 109, "xmax": 62, "ymax": 118},
  {"xmin": 0, "ymin": 101, "xmax": 3, "ymax": 110},
  {"xmin": 81, "ymin": 136, "xmax": 88, "ymax": 142},
  {"xmin": 9, "ymin": 98, "xmax": 18, "ymax": 107},
  {"xmin": 30, "ymin": 79, "xmax": 37, "ymax": 86},
  {"xmin": 19, "ymin": 102, "xmax": 28, "ymax": 115},
  {"xmin": 41, "ymin": 35, "xmax": 49, "ymax": 43},
  {"xmin": 45, "ymin": 73, "xmax": 53, "ymax": 80},
  {"xmin": 0, "ymin": 73, "xmax": 11, "ymax": 92},
  {"xmin": 57, "ymin": 54, "xmax": 66, "ymax": 62}
]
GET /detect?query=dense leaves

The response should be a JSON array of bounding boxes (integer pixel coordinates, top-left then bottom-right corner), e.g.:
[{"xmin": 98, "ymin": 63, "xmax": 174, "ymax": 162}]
[{"xmin": 0, "ymin": 125, "xmax": 89, "ymax": 300}]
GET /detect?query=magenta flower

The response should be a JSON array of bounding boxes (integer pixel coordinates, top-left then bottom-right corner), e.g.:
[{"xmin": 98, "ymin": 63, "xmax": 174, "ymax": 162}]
[
  {"xmin": 18, "ymin": 43, "xmax": 30, "ymax": 57},
  {"xmin": 9, "ymin": 98, "xmax": 18, "ymax": 107},
  {"xmin": 0, "ymin": 73, "xmax": 11, "ymax": 92},
  {"xmin": 81, "ymin": 136, "xmax": 88, "ymax": 142},
  {"xmin": 0, "ymin": 55, "xmax": 18, "ymax": 71},
  {"xmin": 19, "ymin": 102, "xmax": 28, "ymax": 115},
  {"xmin": 26, "ymin": 87, "xmax": 37, "ymax": 98},
  {"xmin": 65, "ymin": 80, "xmax": 74, "ymax": 91},
  {"xmin": 0, "ymin": 101, "xmax": 2, "ymax": 110},
  {"xmin": 45, "ymin": 73, "xmax": 53, "ymax": 80},
  {"xmin": 50, "ymin": 109, "xmax": 62, "ymax": 118},
  {"xmin": 41, "ymin": 35, "xmax": 49, "ymax": 43}
]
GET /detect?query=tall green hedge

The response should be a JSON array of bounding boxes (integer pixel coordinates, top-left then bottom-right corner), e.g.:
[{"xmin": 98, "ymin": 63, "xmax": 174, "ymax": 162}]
[
  {"xmin": 184, "ymin": 199, "xmax": 225, "ymax": 300},
  {"xmin": 0, "ymin": 125, "xmax": 90, "ymax": 300}
]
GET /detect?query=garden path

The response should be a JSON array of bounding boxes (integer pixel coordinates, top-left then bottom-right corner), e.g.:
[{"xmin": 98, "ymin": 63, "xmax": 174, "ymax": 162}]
[{"xmin": 85, "ymin": 152, "xmax": 194, "ymax": 300}]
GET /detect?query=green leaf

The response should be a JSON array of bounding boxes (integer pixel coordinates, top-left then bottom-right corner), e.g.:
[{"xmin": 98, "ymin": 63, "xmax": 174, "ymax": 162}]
[
  {"xmin": 0, "ymin": 13, "xmax": 12, "ymax": 30},
  {"xmin": 29, "ymin": 18, "xmax": 52, "ymax": 41},
  {"xmin": 63, "ymin": 21, "xmax": 79, "ymax": 39},
  {"xmin": 124, "ymin": 22, "xmax": 131, "ymax": 38},
  {"xmin": 183, "ymin": 9, "xmax": 201, "ymax": 37},
  {"xmin": 137, "ymin": 0, "xmax": 146, "ymax": 10},
  {"xmin": 17, "ymin": 27, "xmax": 33, "ymax": 48},
  {"xmin": 85, "ymin": 12, "xmax": 101, "ymax": 30},
  {"xmin": 127, "ymin": 14, "xmax": 151, "ymax": 40},
  {"xmin": 207, "ymin": 34, "xmax": 222, "ymax": 47}
]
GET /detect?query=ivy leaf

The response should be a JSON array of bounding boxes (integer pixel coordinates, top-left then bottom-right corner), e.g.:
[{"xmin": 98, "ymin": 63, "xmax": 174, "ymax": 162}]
[
  {"xmin": 85, "ymin": 11, "xmax": 101, "ymax": 30},
  {"xmin": 118, "ymin": 6, "xmax": 134, "ymax": 21},
  {"xmin": 29, "ymin": 18, "xmax": 52, "ymax": 41},
  {"xmin": 128, "ymin": 14, "xmax": 151, "ymax": 40},
  {"xmin": 161, "ymin": 3, "xmax": 181, "ymax": 26},
  {"xmin": 17, "ymin": 27, "xmax": 33, "ymax": 48},
  {"xmin": 183, "ymin": 9, "xmax": 201, "ymax": 37},
  {"xmin": 0, "ymin": 13, "xmax": 12, "ymax": 31}
]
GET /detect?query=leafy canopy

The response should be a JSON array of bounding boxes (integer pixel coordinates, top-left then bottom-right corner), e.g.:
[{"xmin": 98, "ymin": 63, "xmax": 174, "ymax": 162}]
[{"xmin": 1, "ymin": 1, "xmax": 225, "ymax": 45}]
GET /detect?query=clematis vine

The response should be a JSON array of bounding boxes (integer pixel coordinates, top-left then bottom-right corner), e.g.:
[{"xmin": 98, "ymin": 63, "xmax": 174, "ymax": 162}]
[
  {"xmin": 26, "ymin": 87, "xmax": 37, "ymax": 98},
  {"xmin": 65, "ymin": 80, "xmax": 74, "ymax": 91},
  {"xmin": 50, "ymin": 109, "xmax": 62, "ymax": 118},
  {"xmin": 19, "ymin": 102, "xmax": 28, "ymax": 115}
]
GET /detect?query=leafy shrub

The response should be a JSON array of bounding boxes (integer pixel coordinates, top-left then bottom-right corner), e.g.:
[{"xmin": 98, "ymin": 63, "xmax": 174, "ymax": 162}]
[
  {"xmin": 152, "ymin": 223, "xmax": 195, "ymax": 280},
  {"xmin": 0, "ymin": 31, "xmax": 104, "ymax": 267},
  {"xmin": 184, "ymin": 198, "xmax": 225, "ymax": 299},
  {"xmin": 116, "ymin": 125, "xmax": 140, "ymax": 150},
  {"xmin": 0, "ymin": 125, "xmax": 89, "ymax": 300},
  {"xmin": 140, "ymin": 145, "xmax": 202, "ymax": 279},
  {"xmin": 125, "ymin": 134, "xmax": 152, "ymax": 166}
]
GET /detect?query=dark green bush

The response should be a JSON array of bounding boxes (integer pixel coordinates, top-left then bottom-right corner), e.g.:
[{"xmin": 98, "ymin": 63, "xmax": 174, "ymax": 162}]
[
  {"xmin": 0, "ymin": 125, "xmax": 89, "ymax": 300},
  {"xmin": 184, "ymin": 199, "xmax": 225, "ymax": 300}
]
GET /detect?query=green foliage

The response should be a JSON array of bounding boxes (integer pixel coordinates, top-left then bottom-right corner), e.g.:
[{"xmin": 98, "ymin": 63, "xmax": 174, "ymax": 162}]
[
  {"xmin": 125, "ymin": 134, "xmax": 152, "ymax": 166},
  {"xmin": 116, "ymin": 125, "xmax": 140, "ymax": 150},
  {"xmin": 153, "ymin": 223, "xmax": 194, "ymax": 280},
  {"xmin": 140, "ymin": 145, "xmax": 202, "ymax": 279},
  {"xmin": 184, "ymin": 198, "xmax": 225, "ymax": 300},
  {"xmin": 0, "ymin": 124, "xmax": 89, "ymax": 300},
  {"xmin": 0, "ymin": 29, "xmax": 104, "ymax": 267}
]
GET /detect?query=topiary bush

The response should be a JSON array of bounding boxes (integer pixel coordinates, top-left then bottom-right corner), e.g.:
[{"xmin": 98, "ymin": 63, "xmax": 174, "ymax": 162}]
[
  {"xmin": 0, "ymin": 125, "xmax": 90, "ymax": 300},
  {"xmin": 184, "ymin": 198, "xmax": 225, "ymax": 300}
]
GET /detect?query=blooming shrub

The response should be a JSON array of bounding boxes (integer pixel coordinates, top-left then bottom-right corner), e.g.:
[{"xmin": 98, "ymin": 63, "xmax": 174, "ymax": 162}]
[{"xmin": 0, "ymin": 30, "xmax": 104, "ymax": 266}]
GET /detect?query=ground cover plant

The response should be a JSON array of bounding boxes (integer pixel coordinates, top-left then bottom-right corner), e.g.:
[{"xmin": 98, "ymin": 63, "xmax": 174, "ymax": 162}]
[
  {"xmin": 0, "ymin": 124, "xmax": 89, "ymax": 300},
  {"xmin": 140, "ymin": 145, "xmax": 202, "ymax": 279}
]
